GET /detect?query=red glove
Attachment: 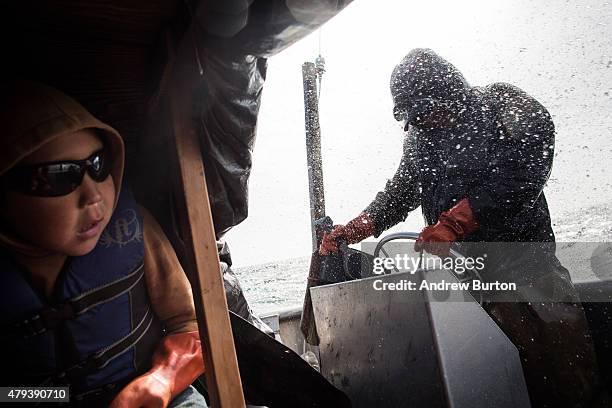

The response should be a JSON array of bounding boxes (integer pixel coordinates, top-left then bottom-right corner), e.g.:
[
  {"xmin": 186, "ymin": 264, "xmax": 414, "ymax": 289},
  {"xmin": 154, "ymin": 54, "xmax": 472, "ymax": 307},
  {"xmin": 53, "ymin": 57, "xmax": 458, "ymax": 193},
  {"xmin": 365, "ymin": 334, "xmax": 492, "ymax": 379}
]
[
  {"xmin": 109, "ymin": 331, "xmax": 205, "ymax": 408},
  {"xmin": 415, "ymin": 198, "xmax": 479, "ymax": 257},
  {"xmin": 319, "ymin": 213, "xmax": 376, "ymax": 255}
]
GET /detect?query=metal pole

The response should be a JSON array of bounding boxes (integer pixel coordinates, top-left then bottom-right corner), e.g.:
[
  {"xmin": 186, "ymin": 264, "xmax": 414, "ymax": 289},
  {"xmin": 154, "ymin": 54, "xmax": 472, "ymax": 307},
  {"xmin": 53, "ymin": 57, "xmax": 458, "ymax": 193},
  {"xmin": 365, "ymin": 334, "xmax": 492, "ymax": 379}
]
[
  {"xmin": 300, "ymin": 61, "xmax": 326, "ymax": 346},
  {"xmin": 302, "ymin": 61, "xmax": 326, "ymax": 252}
]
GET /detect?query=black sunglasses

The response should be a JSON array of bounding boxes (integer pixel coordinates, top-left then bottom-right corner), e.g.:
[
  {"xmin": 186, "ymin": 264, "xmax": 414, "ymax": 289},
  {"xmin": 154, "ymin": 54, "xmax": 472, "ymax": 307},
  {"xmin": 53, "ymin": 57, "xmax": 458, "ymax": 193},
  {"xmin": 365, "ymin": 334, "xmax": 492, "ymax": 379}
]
[
  {"xmin": 2, "ymin": 148, "xmax": 113, "ymax": 197},
  {"xmin": 393, "ymin": 97, "xmax": 457, "ymax": 130}
]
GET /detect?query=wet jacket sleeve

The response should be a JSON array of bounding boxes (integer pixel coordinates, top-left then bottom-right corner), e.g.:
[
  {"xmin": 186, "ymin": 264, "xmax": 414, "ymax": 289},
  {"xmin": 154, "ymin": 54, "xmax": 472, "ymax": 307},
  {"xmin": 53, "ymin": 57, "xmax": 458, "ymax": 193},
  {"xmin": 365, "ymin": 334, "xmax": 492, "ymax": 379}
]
[
  {"xmin": 468, "ymin": 83, "xmax": 555, "ymax": 226},
  {"xmin": 140, "ymin": 206, "xmax": 198, "ymax": 334},
  {"xmin": 364, "ymin": 135, "xmax": 421, "ymax": 237}
]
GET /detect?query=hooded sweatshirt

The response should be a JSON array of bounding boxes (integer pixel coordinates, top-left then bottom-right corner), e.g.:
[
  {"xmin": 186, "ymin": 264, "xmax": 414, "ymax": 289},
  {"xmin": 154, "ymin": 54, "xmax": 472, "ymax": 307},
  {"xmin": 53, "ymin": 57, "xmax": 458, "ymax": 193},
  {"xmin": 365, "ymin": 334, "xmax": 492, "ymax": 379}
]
[{"xmin": 0, "ymin": 81, "xmax": 197, "ymax": 334}]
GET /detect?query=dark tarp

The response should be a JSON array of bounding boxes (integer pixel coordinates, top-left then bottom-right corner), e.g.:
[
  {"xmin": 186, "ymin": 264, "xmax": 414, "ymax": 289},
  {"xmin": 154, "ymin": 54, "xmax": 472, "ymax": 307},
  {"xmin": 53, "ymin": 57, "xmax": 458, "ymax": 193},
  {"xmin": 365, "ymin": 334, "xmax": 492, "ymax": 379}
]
[
  {"xmin": 192, "ymin": 52, "xmax": 267, "ymax": 236},
  {"xmin": 193, "ymin": 0, "xmax": 352, "ymax": 236},
  {"xmin": 198, "ymin": 0, "xmax": 351, "ymax": 57}
]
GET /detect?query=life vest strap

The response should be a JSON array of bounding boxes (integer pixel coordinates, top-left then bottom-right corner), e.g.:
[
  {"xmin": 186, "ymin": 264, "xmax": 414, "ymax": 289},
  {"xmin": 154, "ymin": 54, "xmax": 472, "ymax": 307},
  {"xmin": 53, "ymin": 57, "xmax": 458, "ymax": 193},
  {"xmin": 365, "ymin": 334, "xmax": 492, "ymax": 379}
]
[
  {"xmin": 55, "ymin": 305, "xmax": 156, "ymax": 383},
  {"xmin": 10, "ymin": 263, "xmax": 145, "ymax": 338}
]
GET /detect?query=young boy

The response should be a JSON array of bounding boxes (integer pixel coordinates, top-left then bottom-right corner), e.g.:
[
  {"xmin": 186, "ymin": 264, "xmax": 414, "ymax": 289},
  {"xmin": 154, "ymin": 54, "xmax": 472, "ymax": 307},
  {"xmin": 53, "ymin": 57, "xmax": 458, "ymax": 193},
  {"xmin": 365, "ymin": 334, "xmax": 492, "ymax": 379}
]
[{"xmin": 0, "ymin": 81, "xmax": 207, "ymax": 407}]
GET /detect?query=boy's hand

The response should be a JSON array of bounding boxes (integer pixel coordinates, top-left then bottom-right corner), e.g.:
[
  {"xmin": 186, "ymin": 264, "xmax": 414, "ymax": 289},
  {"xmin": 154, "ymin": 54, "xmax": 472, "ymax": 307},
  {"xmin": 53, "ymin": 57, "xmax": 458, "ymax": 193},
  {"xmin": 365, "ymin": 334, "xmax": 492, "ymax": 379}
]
[
  {"xmin": 109, "ymin": 331, "xmax": 205, "ymax": 408},
  {"xmin": 109, "ymin": 372, "xmax": 172, "ymax": 408}
]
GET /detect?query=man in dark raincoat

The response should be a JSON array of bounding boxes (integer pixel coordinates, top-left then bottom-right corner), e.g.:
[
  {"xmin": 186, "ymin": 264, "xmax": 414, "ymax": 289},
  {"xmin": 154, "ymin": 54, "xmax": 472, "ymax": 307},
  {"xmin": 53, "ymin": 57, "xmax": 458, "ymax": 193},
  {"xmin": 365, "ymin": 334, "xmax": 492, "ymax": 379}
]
[{"xmin": 320, "ymin": 48, "xmax": 605, "ymax": 407}]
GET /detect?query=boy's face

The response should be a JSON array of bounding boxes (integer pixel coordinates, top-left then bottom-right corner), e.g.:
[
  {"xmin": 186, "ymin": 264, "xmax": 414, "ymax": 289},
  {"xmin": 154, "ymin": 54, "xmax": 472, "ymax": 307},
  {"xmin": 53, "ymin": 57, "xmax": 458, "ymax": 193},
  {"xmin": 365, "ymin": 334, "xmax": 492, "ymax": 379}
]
[{"xmin": 2, "ymin": 130, "xmax": 116, "ymax": 256}]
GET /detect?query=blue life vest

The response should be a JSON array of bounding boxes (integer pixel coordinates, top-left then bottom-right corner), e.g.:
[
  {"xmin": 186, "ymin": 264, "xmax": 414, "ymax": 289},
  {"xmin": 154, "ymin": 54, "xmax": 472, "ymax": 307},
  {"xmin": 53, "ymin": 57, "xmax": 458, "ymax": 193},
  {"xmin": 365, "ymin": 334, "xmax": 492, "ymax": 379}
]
[{"xmin": 0, "ymin": 188, "xmax": 163, "ymax": 401}]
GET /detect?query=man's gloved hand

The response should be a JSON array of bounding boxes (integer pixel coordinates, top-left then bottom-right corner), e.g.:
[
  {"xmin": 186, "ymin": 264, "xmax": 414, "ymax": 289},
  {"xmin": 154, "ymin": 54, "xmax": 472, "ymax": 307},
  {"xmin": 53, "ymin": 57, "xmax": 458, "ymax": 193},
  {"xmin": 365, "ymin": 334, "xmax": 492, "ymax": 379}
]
[
  {"xmin": 109, "ymin": 331, "xmax": 205, "ymax": 408},
  {"xmin": 319, "ymin": 213, "xmax": 376, "ymax": 256},
  {"xmin": 415, "ymin": 198, "xmax": 479, "ymax": 257}
]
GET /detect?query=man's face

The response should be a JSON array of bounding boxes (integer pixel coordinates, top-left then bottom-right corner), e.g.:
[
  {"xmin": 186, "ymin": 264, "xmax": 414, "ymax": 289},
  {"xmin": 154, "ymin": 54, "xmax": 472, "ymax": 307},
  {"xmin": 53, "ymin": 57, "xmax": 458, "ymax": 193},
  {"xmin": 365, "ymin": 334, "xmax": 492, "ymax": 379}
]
[
  {"xmin": 1, "ymin": 130, "xmax": 116, "ymax": 256},
  {"xmin": 395, "ymin": 97, "xmax": 458, "ymax": 131}
]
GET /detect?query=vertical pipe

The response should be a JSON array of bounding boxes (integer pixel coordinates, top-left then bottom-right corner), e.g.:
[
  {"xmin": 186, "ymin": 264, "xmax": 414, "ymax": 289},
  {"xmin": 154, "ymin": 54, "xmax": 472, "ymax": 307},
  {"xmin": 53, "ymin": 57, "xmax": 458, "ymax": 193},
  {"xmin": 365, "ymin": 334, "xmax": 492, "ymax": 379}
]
[
  {"xmin": 302, "ymin": 61, "xmax": 326, "ymax": 251},
  {"xmin": 300, "ymin": 61, "xmax": 325, "ymax": 346}
]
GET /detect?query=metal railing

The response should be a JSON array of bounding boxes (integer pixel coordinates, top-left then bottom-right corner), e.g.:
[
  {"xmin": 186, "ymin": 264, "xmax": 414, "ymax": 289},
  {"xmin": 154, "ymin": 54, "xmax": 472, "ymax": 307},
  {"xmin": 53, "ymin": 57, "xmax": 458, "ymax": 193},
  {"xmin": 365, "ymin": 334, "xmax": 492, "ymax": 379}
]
[{"xmin": 373, "ymin": 232, "xmax": 483, "ymax": 288}]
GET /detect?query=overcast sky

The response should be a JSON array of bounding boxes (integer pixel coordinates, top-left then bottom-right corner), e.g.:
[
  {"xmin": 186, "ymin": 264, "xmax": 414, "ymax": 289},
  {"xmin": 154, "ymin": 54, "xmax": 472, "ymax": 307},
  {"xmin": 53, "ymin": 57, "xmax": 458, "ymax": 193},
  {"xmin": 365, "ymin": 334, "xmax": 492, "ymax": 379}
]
[{"xmin": 226, "ymin": 0, "xmax": 612, "ymax": 267}]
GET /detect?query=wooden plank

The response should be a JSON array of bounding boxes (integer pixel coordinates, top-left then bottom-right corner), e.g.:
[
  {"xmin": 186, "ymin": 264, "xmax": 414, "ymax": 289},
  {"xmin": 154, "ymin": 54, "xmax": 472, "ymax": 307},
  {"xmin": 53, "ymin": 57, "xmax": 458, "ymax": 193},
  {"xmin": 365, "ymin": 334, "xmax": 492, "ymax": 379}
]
[{"xmin": 167, "ymin": 30, "xmax": 246, "ymax": 408}]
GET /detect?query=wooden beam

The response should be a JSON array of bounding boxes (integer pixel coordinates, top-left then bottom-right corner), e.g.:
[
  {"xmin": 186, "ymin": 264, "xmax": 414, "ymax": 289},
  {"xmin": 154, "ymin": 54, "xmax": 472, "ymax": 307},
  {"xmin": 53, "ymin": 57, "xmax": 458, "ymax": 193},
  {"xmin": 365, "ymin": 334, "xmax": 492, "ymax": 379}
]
[{"xmin": 166, "ymin": 29, "xmax": 245, "ymax": 408}]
